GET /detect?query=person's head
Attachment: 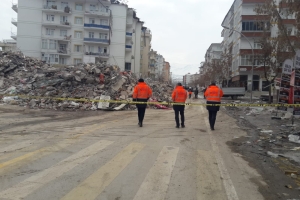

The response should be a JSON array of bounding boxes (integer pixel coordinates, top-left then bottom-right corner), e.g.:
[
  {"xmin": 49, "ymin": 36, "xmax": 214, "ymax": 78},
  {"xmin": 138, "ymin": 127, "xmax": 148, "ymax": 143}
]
[
  {"xmin": 138, "ymin": 78, "xmax": 144, "ymax": 83},
  {"xmin": 177, "ymin": 83, "xmax": 182, "ymax": 87},
  {"xmin": 210, "ymin": 81, "xmax": 216, "ymax": 86}
]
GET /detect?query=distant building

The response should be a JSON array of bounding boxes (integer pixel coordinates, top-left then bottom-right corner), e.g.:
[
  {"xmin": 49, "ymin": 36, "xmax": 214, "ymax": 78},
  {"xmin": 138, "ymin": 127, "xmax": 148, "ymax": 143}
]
[
  {"xmin": 163, "ymin": 61, "xmax": 171, "ymax": 83},
  {"xmin": 0, "ymin": 40, "xmax": 17, "ymax": 52},
  {"xmin": 140, "ymin": 27, "xmax": 152, "ymax": 78}
]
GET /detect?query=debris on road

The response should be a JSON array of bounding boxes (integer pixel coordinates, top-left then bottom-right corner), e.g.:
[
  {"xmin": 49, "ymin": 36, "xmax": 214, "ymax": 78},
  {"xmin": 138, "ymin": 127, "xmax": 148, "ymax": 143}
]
[{"xmin": 0, "ymin": 51, "xmax": 173, "ymax": 111}]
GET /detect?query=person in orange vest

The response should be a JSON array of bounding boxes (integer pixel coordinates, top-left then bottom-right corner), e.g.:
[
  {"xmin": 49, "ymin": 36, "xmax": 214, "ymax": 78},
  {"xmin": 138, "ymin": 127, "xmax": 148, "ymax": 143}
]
[
  {"xmin": 204, "ymin": 81, "xmax": 224, "ymax": 130},
  {"xmin": 133, "ymin": 79, "xmax": 153, "ymax": 127},
  {"xmin": 188, "ymin": 87, "xmax": 193, "ymax": 99},
  {"xmin": 172, "ymin": 83, "xmax": 188, "ymax": 128}
]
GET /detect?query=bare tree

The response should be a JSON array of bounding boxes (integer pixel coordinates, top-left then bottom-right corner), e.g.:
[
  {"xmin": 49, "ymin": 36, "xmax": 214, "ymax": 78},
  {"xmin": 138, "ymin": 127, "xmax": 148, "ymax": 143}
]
[{"xmin": 255, "ymin": 0, "xmax": 295, "ymax": 103}]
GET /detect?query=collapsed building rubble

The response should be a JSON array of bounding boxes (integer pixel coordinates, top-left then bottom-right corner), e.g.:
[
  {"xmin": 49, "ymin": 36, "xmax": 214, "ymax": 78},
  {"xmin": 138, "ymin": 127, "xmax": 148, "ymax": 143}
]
[{"xmin": 0, "ymin": 51, "xmax": 173, "ymax": 111}]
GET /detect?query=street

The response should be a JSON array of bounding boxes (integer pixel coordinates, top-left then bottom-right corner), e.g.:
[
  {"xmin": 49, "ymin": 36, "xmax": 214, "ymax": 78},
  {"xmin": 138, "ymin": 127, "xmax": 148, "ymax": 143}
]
[{"xmin": 0, "ymin": 100, "xmax": 268, "ymax": 200}]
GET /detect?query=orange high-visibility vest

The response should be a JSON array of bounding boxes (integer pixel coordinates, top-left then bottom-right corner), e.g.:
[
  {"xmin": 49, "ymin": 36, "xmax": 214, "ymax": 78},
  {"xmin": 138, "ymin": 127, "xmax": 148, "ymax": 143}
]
[
  {"xmin": 205, "ymin": 85, "xmax": 224, "ymax": 102},
  {"xmin": 133, "ymin": 82, "xmax": 152, "ymax": 99},
  {"xmin": 172, "ymin": 86, "xmax": 188, "ymax": 103}
]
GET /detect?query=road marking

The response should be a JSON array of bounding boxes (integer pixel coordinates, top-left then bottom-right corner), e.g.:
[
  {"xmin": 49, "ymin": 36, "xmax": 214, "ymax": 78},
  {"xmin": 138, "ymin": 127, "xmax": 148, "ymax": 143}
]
[
  {"xmin": 200, "ymin": 105, "xmax": 239, "ymax": 200},
  {"xmin": 0, "ymin": 140, "xmax": 114, "ymax": 200},
  {"xmin": 133, "ymin": 146, "xmax": 179, "ymax": 200},
  {"xmin": 197, "ymin": 150, "xmax": 227, "ymax": 200},
  {"xmin": 0, "ymin": 140, "xmax": 33, "ymax": 153},
  {"xmin": 0, "ymin": 123, "xmax": 109, "ymax": 171},
  {"xmin": 61, "ymin": 143, "xmax": 145, "ymax": 200}
]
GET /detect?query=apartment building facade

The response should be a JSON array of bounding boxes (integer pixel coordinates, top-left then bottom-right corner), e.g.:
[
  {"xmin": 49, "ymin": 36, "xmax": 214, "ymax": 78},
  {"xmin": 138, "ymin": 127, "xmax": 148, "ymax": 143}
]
[
  {"xmin": 149, "ymin": 50, "xmax": 157, "ymax": 79},
  {"xmin": 163, "ymin": 61, "xmax": 171, "ymax": 83},
  {"xmin": 140, "ymin": 27, "xmax": 152, "ymax": 78},
  {"xmin": 12, "ymin": 0, "xmax": 144, "ymax": 75},
  {"xmin": 0, "ymin": 40, "xmax": 17, "ymax": 52},
  {"xmin": 221, "ymin": 0, "xmax": 275, "ymax": 91}
]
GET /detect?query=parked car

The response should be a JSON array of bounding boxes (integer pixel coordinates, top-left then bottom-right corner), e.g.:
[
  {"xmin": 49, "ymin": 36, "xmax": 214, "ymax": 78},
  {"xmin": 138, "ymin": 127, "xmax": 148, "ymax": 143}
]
[{"xmin": 222, "ymin": 87, "xmax": 246, "ymax": 100}]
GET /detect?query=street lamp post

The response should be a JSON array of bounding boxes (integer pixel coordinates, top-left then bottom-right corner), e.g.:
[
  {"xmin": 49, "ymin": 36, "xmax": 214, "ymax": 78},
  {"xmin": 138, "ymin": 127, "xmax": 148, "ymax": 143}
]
[{"xmin": 222, "ymin": 25, "xmax": 254, "ymax": 102}]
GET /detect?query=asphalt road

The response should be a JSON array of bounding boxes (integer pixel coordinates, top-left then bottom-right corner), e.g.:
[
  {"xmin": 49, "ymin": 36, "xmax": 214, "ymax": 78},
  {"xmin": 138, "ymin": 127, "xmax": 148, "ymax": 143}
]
[{"xmin": 0, "ymin": 100, "xmax": 266, "ymax": 200}]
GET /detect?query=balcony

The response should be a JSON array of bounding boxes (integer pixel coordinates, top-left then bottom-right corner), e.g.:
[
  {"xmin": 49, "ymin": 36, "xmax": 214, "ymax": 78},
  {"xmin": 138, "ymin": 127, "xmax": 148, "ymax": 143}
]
[
  {"xmin": 84, "ymin": 38, "xmax": 109, "ymax": 45},
  {"xmin": 126, "ymin": 32, "xmax": 132, "ymax": 38},
  {"xmin": 84, "ymin": 23, "xmax": 110, "ymax": 31},
  {"xmin": 42, "ymin": 34, "xmax": 72, "ymax": 41},
  {"xmin": 85, "ymin": 52, "xmax": 109, "ymax": 59},
  {"xmin": 42, "ymin": 21, "xmax": 72, "ymax": 28},
  {"xmin": 84, "ymin": 10, "xmax": 110, "ymax": 17},
  {"xmin": 150, "ymin": 64, "xmax": 155, "ymax": 67},
  {"xmin": 57, "ymin": 49, "xmax": 70, "ymax": 56},
  {"xmin": 126, "ymin": 45, "xmax": 132, "ymax": 51},
  {"xmin": 11, "ymin": 32, "xmax": 17, "ymax": 40},
  {"xmin": 43, "ymin": 5, "xmax": 72, "ymax": 14},
  {"xmin": 12, "ymin": 3, "xmax": 18, "ymax": 13},
  {"xmin": 11, "ymin": 18, "xmax": 17, "ymax": 27},
  {"xmin": 126, "ymin": 20, "xmax": 133, "ymax": 27}
]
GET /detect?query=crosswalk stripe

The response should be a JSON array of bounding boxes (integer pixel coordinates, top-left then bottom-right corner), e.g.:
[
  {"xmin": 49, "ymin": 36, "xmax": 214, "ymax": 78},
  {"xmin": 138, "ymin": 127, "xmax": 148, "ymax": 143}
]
[
  {"xmin": 0, "ymin": 140, "xmax": 114, "ymax": 200},
  {"xmin": 0, "ymin": 123, "xmax": 109, "ymax": 171},
  {"xmin": 61, "ymin": 143, "xmax": 145, "ymax": 200},
  {"xmin": 197, "ymin": 150, "xmax": 226, "ymax": 200},
  {"xmin": 133, "ymin": 146, "xmax": 179, "ymax": 200},
  {"xmin": 0, "ymin": 140, "xmax": 33, "ymax": 153}
]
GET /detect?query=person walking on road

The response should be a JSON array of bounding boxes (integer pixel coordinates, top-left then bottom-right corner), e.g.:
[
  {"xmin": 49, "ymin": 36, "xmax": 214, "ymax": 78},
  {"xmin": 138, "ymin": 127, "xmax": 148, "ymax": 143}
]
[
  {"xmin": 194, "ymin": 87, "xmax": 199, "ymax": 99},
  {"xmin": 133, "ymin": 79, "xmax": 153, "ymax": 127},
  {"xmin": 188, "ymin": 87, "xmax": 193, "ymax": 99},
  {"xmin": 204, "ymin": 82, "xmax": 223, "ymax": 131},
  {"xmin": 172, "ymin": 83, "xmax": 188, "ymax": 128}
]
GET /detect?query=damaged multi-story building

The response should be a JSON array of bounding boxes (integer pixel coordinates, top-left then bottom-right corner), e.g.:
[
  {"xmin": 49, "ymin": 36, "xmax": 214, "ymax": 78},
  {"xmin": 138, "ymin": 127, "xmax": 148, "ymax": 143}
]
[{"xmin": 10, "ymin": 0, "xmax": 147, "ymax": 75}]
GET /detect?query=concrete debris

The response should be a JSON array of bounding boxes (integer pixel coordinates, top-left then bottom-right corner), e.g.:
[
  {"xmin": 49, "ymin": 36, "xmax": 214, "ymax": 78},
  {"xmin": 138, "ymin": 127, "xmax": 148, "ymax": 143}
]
[
  {"xmin": 288, "ymin": 133, "xmax": 300, "ymax": 144},
  {"xmin": 267, "ymin": 151, "xmax": 279, "ymax": 158},
  {"xmin": 0, "ymin": 51, "xmax": 173, "ymax": 111},
  {"xmin": 261, "ymin": 130, "xmax": 273, "ymax": 133}
]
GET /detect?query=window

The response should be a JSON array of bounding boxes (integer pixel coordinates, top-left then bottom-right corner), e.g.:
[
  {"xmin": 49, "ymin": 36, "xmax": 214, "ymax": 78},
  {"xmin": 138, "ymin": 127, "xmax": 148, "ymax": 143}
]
[
  {"xmin": 90, "ymin": 4, "xmax": 97, "ymax": 11},
  {"xmin": 98, "ymin": 47, "xmax": 102, "ymax": 53},
  {"xmin": 49, "ymin": 40, "xmax": 56, "ymax": 50},
  {"xmin": 60, "ymin": 16, "xmax": 68, "ymax": 22},
  {"xmin": 89, "ymin": 18, "xmax": 95, "ymax": 24},
  {"xmin": 241, "ymin": 55, "xmax": 260, "ymax": 66},
  {"xmin": 61, "ymin": 2, "xmax": 68, "ymax": 9},
  {"xmin": 42, "ymin": 39, "xmax": 48, "ymax": 49},
  {"xmin": 59, "ymin": 57, "xmax": 67, "ymax": 65},
  {"xmin": 287, "ymin": 27, "xmax": 293, "ymax": 35},
  {"xmin": 75, "ymin": 31, "xmax": 82, "ymax": 39},
  {"xmin": 47, "ymin": 1, "xmax": 56, "ymax": 7},
  {"xmin": 100, "ymin": 5, "xmax": 108, "ymax": 12},
  {"xmin": 74, "ymin": 45, "xmax": 82, "ymax": 52},
  {"xmin": 103, "ymin": 48, "xmax": 107, "ymax": 53},
  {"xmin": 89, "ymin": 32, "xmax": 94, "ymax": 38},
  {"xmin": 74, "ymin": 58, "xmax": 82, "ymax": 64},
  {"xmin": 242, "ymin": 21, "xmax": 266, "ymax": 31},
  {"xmin": 254, "ymin": 42, "xmax": 262, "ymax": 49},
  {"xmin": 46, "ymin": 28, "xmax": 55, "ymax": 36},
  {"xmin": 99, "ymin": 33, "xmax": 108, "ymax": 39},
  {"xmin": 59, "ymin": 44, "xmax": 67, "ymax": 51},
  {"xmin": 47, "ymin": 15, "xmax": 55, "ymax": 21},
  {"xmin": 125, "ymin": 62, "xmax": 131, "ymax": 71},
  {"xmin": 100, "ymin": 19, "xmax": 108, "ymax": 25},
  {"xmin": 60, "ymin": 29, "xmax": 67, "ymax": 36},
  {"xmin": 46, "ymin": 54, "xmax": 58, "ymax": 63},
  {"xmin": 75, "ymin": 17, "xmax": 83, "ymax": 25},
  {"xmin": 89, "ymin": 46, "xmax": 94, "ymax": 52},
  {"xmin": 75, "ymin": 4, "xmax": 83, "ymax": 11}
]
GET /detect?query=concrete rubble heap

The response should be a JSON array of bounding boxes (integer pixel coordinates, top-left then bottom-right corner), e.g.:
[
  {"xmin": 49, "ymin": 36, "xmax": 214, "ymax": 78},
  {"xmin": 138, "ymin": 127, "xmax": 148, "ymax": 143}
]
[{"xmin": 0, "ymin": 51, "xmax": 173, "ymax": 111}]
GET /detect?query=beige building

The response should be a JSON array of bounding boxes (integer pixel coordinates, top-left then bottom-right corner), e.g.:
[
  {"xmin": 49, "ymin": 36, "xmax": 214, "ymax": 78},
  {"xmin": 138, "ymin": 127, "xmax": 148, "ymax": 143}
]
[
  {"xmin": 140, "ymin": 27, "xmax": 152, "ymax": 78},
  {"xmin": 149, "ymin": 49, "xmax": 157, "ymax": 79},
  {"xmin": 163, "ymin": 61, "xmax": 171, "ymax": 83}
]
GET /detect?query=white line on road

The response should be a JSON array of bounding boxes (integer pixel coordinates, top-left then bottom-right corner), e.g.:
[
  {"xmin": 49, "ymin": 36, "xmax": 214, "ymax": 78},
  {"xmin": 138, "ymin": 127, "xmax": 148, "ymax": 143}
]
[
  {"xmin": 200, "ymin": 106, "xmax": 239, "ymax": 200},
  {"xmin": 133, "ymin": 146, "xmax": 179, "ymax": 200},
  {"xmin": 0, "ymin": 140, "xmax": 114, "ymax": 200}
]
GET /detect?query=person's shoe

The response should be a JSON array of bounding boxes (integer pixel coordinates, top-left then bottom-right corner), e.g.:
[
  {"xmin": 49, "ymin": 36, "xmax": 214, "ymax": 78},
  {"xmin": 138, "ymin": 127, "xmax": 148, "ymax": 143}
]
[
  {"xmin": 211, "ymin": 128, "xmax": 215, "ymax": 131},
  {"xmin": 138, "ymin": 122, "xmax": 143, "ymax": 127},
  {"xmin": 176, "ymin": 125, "xmax": 180, "ymax": 129},
  {"xmin": 181, "ymin": 124, "xmax": 185, "ymax": 128}
]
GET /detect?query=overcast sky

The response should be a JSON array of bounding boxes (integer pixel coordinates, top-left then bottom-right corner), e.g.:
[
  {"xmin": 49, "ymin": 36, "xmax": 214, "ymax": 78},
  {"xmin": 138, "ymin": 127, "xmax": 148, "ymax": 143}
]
[{"xmin": 0, "ymin": 0, "xmax": 233, "ymax": 76}]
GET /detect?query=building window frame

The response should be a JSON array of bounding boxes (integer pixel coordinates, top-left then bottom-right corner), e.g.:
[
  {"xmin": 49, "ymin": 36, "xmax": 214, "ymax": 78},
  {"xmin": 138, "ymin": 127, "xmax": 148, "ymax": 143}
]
[
  {"xmin": 75, "ymin": 17, "xmax": 83, "ymax": 25},
  {"xmin": 75, "ymin": 31, "xmax": 82, "ymax": 39},
  {"xmin": 75, "ymin": 3, "xmax": 83, "ymax": 11}
]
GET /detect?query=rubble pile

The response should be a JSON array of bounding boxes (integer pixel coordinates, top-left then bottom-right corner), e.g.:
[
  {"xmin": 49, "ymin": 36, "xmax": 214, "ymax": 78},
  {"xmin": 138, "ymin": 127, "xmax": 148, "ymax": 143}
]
[
  {"xmin": 0, "ymin": 52, "xmax": 174, "ymax": 111},
  {"xmin": 0, "ymin": 51, "xmax": 138, "ymax": 110}
]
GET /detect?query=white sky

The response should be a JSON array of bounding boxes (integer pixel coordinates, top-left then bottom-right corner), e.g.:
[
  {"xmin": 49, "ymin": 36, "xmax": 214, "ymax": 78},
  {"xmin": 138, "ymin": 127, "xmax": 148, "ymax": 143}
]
[{"xmin": 0, "ymin": 0, "xmax": 233, "ymax": 76}]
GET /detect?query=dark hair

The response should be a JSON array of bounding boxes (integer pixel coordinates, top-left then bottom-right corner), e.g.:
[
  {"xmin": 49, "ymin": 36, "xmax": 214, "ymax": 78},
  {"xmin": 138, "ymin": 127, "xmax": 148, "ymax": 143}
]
[
  {"xmin": 177, "ymin": 83, "xmax": 182, "ymax": 86},
  {"xmin": 211, "ymin": 81, "xmax": 216, "ymax": 85},
  {"xmin": 138, "ymin": 79, "xmax": 144, "ymax": 82}
]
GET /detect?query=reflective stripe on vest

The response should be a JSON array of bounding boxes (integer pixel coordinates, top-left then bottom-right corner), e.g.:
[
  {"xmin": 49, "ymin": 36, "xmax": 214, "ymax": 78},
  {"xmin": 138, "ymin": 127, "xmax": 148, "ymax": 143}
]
[{"xmin": 206, "ymin": 88, "xmax": 221, "ymax": 102}]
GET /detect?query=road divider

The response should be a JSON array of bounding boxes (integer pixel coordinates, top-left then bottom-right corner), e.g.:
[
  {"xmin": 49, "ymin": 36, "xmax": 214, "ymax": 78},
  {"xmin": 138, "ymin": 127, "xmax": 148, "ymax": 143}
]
[{"xmin": 1, "ymin": 94, "xmax": 298, "ymax": 107}]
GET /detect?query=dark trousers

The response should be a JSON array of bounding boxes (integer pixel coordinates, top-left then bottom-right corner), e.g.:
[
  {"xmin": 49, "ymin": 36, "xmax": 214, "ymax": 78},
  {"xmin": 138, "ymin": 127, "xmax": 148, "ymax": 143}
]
[
  {"xmin": 138, "ymin": 107, "xmax": 146, "ymax": 123},
  {"xmin": 208, "ymin": 111, "xmax": 218, "ymax": 129},
  {"xmin": 173, "ymin": 105, "xmax": 185, "ymax": 126}
]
